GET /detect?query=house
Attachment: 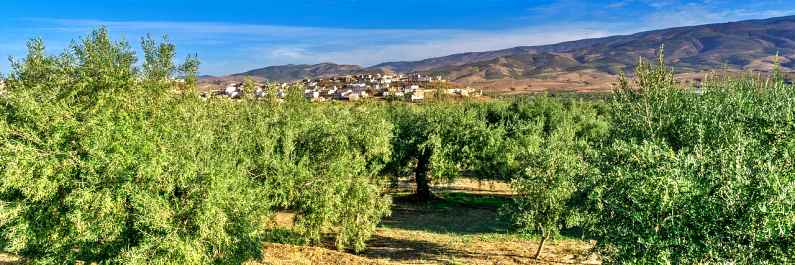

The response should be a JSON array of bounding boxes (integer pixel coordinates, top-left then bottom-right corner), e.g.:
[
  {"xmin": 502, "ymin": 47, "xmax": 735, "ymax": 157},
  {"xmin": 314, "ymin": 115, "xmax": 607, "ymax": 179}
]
[
  {"xmin": 347, "ymin": 83, "xmax": 368, "ymax": 91},
  {"xmin": 224, "ymin": 83, "xmax": 243, "ymax": 99},
  {"xmin": 409, "ymin": 89, "xmax": 425, "ymax": 101},
  {"xmin": 335, "ymin": 89, "xmax": 352, "ymax": 100},
  {"xmin": 409, "ymin": 74, "xmax": 433, "ymax": 82},
  {"xmin": 335, "ymin": 89, "xmax": 362, "ymax": 101},
  {"xmin": 403, "ymin": 85, "xmax": 420, "ymax": 94},
  {"xmin": 305, "ymin": 89, "xmax": 321, "ymax": 100}
]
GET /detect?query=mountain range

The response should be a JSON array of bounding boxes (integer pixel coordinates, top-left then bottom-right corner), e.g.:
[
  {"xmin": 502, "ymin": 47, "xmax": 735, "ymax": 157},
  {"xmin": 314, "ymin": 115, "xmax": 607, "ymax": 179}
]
[{"xmin": 217, "ymin": 15, "xmax": 795, "ymax": 92}]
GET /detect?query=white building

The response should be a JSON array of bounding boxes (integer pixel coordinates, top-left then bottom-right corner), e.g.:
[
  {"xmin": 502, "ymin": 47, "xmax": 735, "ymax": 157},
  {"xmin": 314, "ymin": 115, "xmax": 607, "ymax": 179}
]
[
  {"xmin": 403, "ymin": 85, "xmax": 420, "ymax": 94},
  {"xmin": 410, "ymin": 90, "xmax": 425, "ymax": 101},
  {"xmin": 224, "ymin": 84, "xmax": 243, "ymax": 99},
  {"xmin": 305, "ymin": 89, "xmax": 321, "ymax": 100}
]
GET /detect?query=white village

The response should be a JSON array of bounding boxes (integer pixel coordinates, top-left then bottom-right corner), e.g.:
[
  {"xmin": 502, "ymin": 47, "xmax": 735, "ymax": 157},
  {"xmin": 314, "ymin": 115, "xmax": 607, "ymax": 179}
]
[{"xmin": 206, "ymin": 73, "xmax": 482, "ymax": 102}]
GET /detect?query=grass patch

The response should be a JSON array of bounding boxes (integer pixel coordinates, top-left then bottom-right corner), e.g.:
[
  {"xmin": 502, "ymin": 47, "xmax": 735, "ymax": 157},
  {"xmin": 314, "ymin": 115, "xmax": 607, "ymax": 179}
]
[{"xmin": 435, "ymin": 192, "xmax": 511, "ymax": 209}]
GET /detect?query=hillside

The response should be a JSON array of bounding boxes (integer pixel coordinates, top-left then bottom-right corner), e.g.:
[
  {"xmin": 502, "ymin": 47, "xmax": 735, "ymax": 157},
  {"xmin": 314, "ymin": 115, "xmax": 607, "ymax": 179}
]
[
  {"xmin": 232, "ymin": 63, "xmax": 364, "ymax": 81},
  {"xmin": 223, "ymin": 16, "xmax": 795, "ymax": 92},
  {"xmin": 370, "ymin": 15, "xmax": 795, "ymax": 80}
]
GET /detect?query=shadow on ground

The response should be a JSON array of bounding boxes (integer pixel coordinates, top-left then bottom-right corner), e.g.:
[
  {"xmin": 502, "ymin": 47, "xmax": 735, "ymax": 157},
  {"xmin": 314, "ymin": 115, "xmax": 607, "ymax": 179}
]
[
  {"xmin": 361, "ymin": 234, "xmax": 588, "ymax": 264},
  {"xmin": 382, "ymin": 191, "xmax": 514, "ymax": 235},
  {"xmin": 361, "ymin": 234, "xmax": 467, "ymax": 263}
]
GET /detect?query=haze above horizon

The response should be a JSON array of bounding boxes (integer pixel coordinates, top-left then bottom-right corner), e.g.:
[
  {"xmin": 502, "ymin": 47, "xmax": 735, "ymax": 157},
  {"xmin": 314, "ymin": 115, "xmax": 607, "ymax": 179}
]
[{"xmin": 2, "ymin": 0, "xmax": 795, "ymax": 75}]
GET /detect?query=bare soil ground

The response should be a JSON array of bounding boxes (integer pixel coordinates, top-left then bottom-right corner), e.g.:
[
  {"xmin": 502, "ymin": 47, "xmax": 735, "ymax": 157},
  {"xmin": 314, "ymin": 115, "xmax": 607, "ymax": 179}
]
[
  {"xmin": 0, "ymin": 254, "xmax": 18, "ymax": 265},
  {"xmin": 256, "ymin": 179, "xmax": 600, "ymax": 265},
  {"xmin": 469, "ymin": 70, "xmax": 618, "ymax": 95}
]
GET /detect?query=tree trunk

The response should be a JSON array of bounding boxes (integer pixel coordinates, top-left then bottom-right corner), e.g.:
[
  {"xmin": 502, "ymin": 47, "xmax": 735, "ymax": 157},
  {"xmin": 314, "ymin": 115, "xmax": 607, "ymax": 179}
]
[
  {"xmin": 534, "ymin": 228, "xmax": 548, "ymax": 260},
  {"xmin": 414, "ymin": 149, "xmax": 434, "ymax": 202}
]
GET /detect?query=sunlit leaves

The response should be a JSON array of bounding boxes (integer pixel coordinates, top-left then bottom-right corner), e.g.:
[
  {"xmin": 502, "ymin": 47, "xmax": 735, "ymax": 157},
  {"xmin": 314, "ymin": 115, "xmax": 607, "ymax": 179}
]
[
  {"xmin": 587, "ymin": 55, "xmax": 795, "ymax": 264},
  {"xmin": 0, "ymin": 28, "xmax": 392, "ymax": 264}
]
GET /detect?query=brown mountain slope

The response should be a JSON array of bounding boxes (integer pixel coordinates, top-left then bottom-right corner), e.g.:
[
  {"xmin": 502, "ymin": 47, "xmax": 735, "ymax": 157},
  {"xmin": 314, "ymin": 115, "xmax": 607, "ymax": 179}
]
[
  {"xmin": 370, "ymin": 15, "xmax": 795, "ymax": 81},
  {"xmin": 224, "ymin": 15, "xmax": 795, "ymax": 92}
]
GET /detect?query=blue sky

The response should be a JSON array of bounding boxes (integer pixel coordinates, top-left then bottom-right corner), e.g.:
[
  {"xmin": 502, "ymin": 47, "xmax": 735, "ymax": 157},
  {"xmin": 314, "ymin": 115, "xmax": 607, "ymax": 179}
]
[{"xmin": 1, "ymin": 0, "xmax": 794, "ymax": 75}]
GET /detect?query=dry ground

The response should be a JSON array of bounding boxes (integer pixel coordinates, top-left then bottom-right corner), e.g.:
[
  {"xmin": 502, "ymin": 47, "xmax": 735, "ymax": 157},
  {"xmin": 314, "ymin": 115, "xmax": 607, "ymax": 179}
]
[
  {"xmin": 256, "ymin": 179, "xmax": 599, "ymax": 265},
  {"xmin": 468, "ymin": 70, "xmax": 618, "ymax": 95},
  {"xmin": 0, "ymin": 254, "xmax": 18, "ymax": 265}
]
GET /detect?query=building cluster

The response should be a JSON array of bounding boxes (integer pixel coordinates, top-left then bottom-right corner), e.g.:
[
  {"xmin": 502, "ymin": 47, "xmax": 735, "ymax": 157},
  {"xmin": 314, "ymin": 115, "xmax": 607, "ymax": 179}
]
[{"xmin": 208, "ymin": 73, "xmax": 481, "ymax": 102}]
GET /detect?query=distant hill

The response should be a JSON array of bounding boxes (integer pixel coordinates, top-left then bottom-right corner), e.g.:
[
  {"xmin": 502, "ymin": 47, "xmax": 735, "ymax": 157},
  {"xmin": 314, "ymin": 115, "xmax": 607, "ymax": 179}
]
[
  {"xmin": 369, "ymin": 15, "xmax": 795, "ymax": 82},
  {"xmin": 232, "ymin": 63, "xmax": 364, "ymax": 81},
  {"xmin": 225, "ymin": 16, "xmax": 795, "ymax": 90}
]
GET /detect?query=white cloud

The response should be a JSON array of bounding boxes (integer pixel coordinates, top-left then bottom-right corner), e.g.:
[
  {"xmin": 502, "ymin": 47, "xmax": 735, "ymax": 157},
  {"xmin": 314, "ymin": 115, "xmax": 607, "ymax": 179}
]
[
  {"xmin": 642, "ymin": 3, "xmax": 795, "ymax": 29},
  {"xmin": 278, "ymin": 25, "xmax": 623, "ymax": 65},
  {"xmin": 28, "ymin": 19, "xmax": 632, "ymax": 75},
  {"xmin": 11, "ymin": 4, "xmax": 795, "ymax": 76}
]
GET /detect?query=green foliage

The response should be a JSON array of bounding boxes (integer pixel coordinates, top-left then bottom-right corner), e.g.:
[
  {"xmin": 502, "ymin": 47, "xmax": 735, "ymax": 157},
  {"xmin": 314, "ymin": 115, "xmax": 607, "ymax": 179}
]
[
  {"xmin": 384, "ymin": 102, "xmax": 506, "ymax": 200},
  {"xmin": 242, "ymin": 77, "xmax": 257, "ymax": 93},
  {"xmin": 141, "ymin": 34, "xmax": 176, "ymax": 84},
  {"xmin": 584, "ymin": 50, "xmax": 795, "ymax": 264},
  {"xmin": 499, "ymin": 48, "xmax": 794, "ymax": 264},
  {"xmin": 0, "ymin": 28, "xmax": 392, "ymax": 264},
  {"xmin": 489, "ymin": 97, "xmax": 608, "ymax": 258},
  {"xmin": 508, "ymin": 125, "xmax": 582, "ymax": 239},
  {"xmin": 3, "ymin": 28, "xmax": 794, "ymax": 265},
  {"xmin": 178, "ymin": 53, "xmax": 200, "ymax": 90},
  {"xmin": 246, "ymin": 101, "xmax": 393, "ymax": 252}
]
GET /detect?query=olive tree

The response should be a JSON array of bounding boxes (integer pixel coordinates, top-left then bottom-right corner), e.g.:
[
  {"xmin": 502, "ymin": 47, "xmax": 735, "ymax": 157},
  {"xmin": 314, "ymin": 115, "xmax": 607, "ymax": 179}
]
[
  {"xmin": 241, "ymin": 101, "xmax": 393, "ymax": 252},
  {"xmin": 384, "ymin": 103, "xmax": 502, "ymax": 201},
  {"xmin": 496, "ymin": 97, "xmax": 608, "ymax": 259},
  {"xmin": 584, "ymin": 51, "xmax": 795, "ymax": 264}
]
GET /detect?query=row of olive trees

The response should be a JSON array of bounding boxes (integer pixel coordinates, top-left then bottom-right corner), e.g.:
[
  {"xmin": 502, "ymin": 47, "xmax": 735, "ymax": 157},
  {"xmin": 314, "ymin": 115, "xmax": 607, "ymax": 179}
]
[
  {"xmin": 496, "ymin": 53, "xmax": 795, "ymax": 264},
  {"xmin": 379, "ymin": 92, "xmax": 611, "ymax": 261},
  {"xmin": 3, "ymin": 28, "xmax": 793, "ymax": 265},
  {"xmin": 0, "ymin": 28, "xmax": 392, "ymax": 264},
  {"xmin": 390, "ymin": 50, "xmax": 795, "ymax": 264}
]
